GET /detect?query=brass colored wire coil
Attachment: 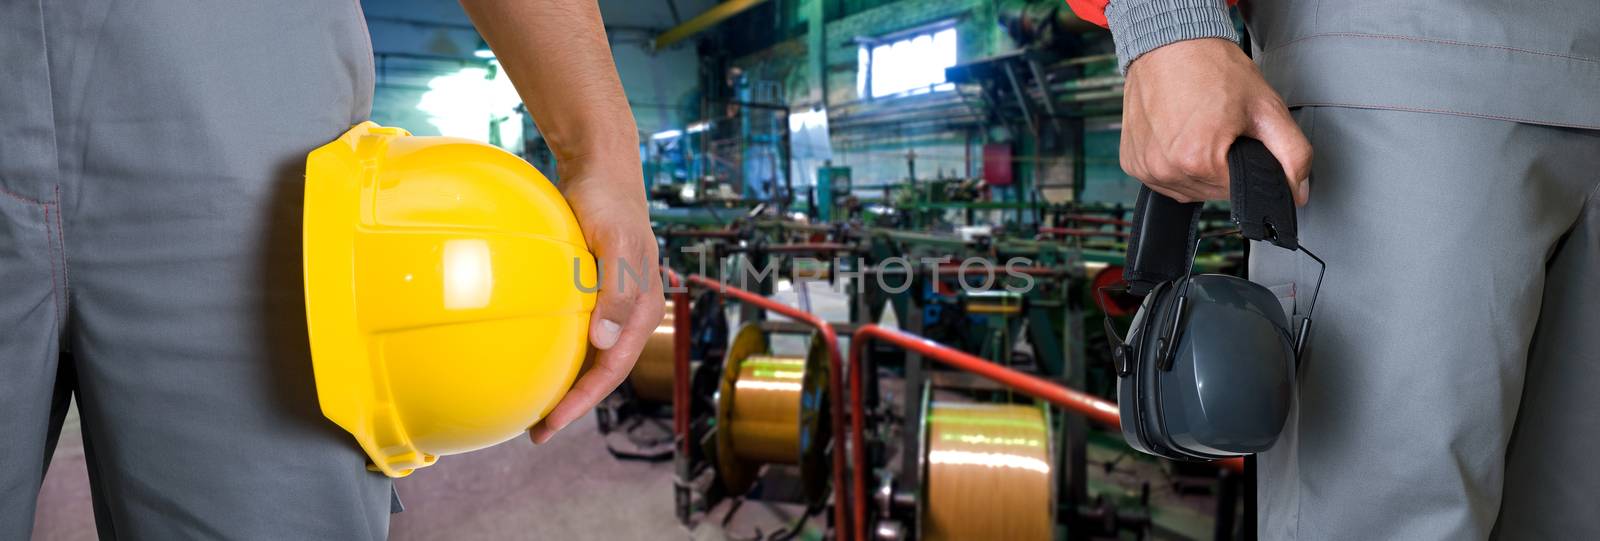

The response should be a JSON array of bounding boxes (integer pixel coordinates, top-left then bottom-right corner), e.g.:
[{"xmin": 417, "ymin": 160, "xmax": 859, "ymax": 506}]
[
  {"xmin": 729, "ymin": 355, "xmax": 807, "ymax": 464},
  {"xmin": 924, "ymin": 402, "xmax": 1053, "ymax": 541},
  {"xmin": 627, "ymin": 300, "xmax": 675, "ymax": 402},
  {"xmin": 714, "ymin": 323, "xmax": 832, "ymax": 506}
]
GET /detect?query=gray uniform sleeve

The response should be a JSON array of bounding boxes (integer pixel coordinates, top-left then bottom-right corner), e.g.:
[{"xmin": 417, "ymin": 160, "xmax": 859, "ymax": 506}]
[{"xmin": 1107, "ymin": 0, "xmax": 1239, "ymax": 73}]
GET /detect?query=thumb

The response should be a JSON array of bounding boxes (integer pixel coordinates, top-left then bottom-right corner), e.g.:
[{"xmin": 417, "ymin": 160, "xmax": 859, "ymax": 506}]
[
  {"xmin": 1247, "ymin": 102, "xmax": 1314, "ymax": 206},
  {"xmin": 590, "ymin": 257, "xmax": 654, "ymax": 350}
]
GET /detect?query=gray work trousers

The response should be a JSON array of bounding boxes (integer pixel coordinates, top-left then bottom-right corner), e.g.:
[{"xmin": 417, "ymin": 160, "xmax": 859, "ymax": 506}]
[
  {"xmin": 1251, "ymin": 106, "xmax": 1600, "ymax": 539},
  {"xmin": 1, "ymin": 1, "xmax": 392, "ymax": 538}
]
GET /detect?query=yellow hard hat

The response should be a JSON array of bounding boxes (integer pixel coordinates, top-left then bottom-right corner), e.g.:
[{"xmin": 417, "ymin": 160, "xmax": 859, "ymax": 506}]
[{"xmin": 303, "ymin": 122, "xmax": 597, "ymax": 477}]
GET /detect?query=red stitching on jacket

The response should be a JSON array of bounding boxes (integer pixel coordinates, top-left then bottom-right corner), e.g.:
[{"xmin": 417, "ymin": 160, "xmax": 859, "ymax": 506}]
[{"xmin": 0, "ymin": 184, "xmax": 49, "ymax": 206}]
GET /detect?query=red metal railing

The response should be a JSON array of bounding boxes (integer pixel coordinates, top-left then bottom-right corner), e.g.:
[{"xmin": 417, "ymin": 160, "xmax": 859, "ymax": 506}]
[
  {"xmin": 1059, "ymin": 214, "xmax": 1132, "ymax": 228},
  {"xmin": 845, "ymin": 324, "xmax": 1245, "ymax": 541},
  {"xmin": 675, "ymin": 271, "xmax": 854, "ymax": 540},
  {"xmin": 661, "ymin": 228, "xmax": 740, "ymax": 239},
  {"xmin": 668, "ymin": 272, "xmax": 691, "ymax": 462}
]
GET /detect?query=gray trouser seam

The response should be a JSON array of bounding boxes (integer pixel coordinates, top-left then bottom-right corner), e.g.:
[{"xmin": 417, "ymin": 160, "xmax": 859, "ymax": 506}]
[
  {"xmin": 1583, "ymin": 166, "xmax": 1600, "ymax": 213},
  {"xmin": 1293, "ymin": 105, "xmax": 1317, "ymax": 541},
  {"xmin": 52, "ymin": 185, "xmax": 68, "ymax": 324}
]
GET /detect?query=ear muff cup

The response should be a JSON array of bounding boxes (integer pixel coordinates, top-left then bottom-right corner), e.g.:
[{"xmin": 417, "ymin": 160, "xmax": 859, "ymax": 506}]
[
  {"xmin": 1140, "ymin": 282, "xmax": 1189, "ymax": 459},
  {"xmin": 1145, "ymin": 278, "xmax": 1237, "ymax": 461},
  {"xmin": 1119, "ymin": 274, "xmax": 1297, "ymax": 461},
  {"xmin": 1119, "ymin": 281, "xmax": 1187, "ymax": 460}
]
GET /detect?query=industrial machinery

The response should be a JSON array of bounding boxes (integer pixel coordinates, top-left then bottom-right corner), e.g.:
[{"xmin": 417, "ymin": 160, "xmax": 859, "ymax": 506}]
[
  {"xmin": 642, "ymin": 262, "xmax": 1250, "ymax": 540},
  {"xmin": 617, "ymin": 190, "xmax": 1254, "ymax": 537}
]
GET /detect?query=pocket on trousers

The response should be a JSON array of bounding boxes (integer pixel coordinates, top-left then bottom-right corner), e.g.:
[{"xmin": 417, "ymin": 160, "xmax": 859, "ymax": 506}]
[{"xmin": 1264, "ymin": 281, "xmax": 1297, "ymax": 322}]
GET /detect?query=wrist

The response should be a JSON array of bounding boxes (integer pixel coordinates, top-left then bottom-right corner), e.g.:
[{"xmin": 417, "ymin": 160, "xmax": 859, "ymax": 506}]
[{"xmin": 1107, "ymin": 0, "xmax": 1239, "ymax": 73}]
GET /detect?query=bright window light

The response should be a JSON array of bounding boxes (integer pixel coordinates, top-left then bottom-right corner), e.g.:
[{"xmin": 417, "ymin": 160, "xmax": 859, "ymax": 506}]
[
  {"xmin": 858, "ymin": 27, "xmax": 957, "ymax": 99},
  {"xmin": 416, "ymin": 61, "xmax": 523, "ymax": 149}
]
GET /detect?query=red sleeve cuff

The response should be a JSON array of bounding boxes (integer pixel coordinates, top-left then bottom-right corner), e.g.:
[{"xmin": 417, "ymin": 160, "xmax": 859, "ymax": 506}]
[
  {"xmin": 1065, "ymin": 0, "xmax": 1110, "ymax": 28},
  {"xmin": 1065, "ymin": 0, "xmax": 1239, "ymax": 30}
]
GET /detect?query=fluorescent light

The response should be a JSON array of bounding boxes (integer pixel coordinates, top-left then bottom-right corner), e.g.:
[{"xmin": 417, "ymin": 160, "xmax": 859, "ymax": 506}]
[
  {"xmin": 685, "ymin": 121, "xmax": 710, "ymax": 134},
  {"xmin": 473, "ymin": 48, "xmax": 495, "ymax": 59},
  {"xmin": 651, "ymin": 129, "xmax": 683, "ymax": 140}
]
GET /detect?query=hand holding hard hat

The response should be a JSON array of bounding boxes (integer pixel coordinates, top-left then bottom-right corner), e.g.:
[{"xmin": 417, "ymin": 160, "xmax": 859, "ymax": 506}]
[{"xmin": 303, "ymin": 122, "xmax": 657, "ymax": 476}]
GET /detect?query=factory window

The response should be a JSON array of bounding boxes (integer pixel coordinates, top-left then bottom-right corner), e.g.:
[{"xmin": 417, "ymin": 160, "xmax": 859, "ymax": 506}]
[{"xmin": 857, "ymin": 26, "xmax": 957, "ymax": 99}]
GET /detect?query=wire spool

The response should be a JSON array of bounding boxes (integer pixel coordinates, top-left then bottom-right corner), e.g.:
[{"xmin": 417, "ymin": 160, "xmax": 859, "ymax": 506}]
[
  {"xmin": 922, "ymin": 401, "xmax": 1054, "ymax": 541},
  {"xmin": 627, "ymin": 299, "xmax": 675, "ymax": 402},
  {"xmin": 714, "ymin": 323, "xmax": 832, "ymax": 505},
  {"xmin": 963, "ymin": 290, "xmax": 1023, "ymax": 315},
  {"xmin": 792, "ymin": 258, "xmax": 832, "ymax": 282}
]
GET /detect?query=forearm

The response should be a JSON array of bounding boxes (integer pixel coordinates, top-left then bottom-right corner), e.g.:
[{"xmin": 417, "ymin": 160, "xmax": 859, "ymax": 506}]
[
  {"xmin": 459, "ymin": 0, "xmax": 639, "ymax": 175},
  {"xmin": 1107, "ymin": 0, "xmax": 1238, "ymax": 73}
]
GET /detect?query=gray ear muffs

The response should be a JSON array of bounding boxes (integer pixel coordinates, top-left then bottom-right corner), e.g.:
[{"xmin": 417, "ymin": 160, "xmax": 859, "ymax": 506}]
[
  {"xmin": 1116, "ymin": 281, "xmax": 1183, "ymax": 459},
  {"xmin": 1105, "ymin": 137, "xmax": 1326, "ymax": 462}
]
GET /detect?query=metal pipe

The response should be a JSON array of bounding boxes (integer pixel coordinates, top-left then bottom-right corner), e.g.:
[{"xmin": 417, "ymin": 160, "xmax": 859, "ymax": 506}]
[
  {"xmin": 1059, "ymin": 214, "xmax": 1133, "ymax": 228},
  {"xmin": 845, "ymin": 324, "xmax": 1243, "ymax": 541},
  {"xmin": 653, "ymin": 0, "xmax": 771, "ymax": 50},
  {"xmin": 929, "ymin": 263, "xmax": 1071, "ymax": 277},
  {"xmin": 682, "ymin": 274, "xmax": 853, "ymax": 540},
  {"xmin": 759, "ymin": 242, "xmax": 853, "ymax": 254},
  {"xmin": 1039, "ymin": 226, "xmax": 1131, "ymax": 239},
  {"xmin": 660, "ymin": 228, "xmax": 740, "ymax": 239}
]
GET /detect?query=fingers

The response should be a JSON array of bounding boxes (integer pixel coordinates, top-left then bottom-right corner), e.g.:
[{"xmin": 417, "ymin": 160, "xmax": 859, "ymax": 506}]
[
  {"xmin": 528, "ymin": 214, "xmax": 664, "ymax": 444},
  {"xmin": 530, "ymin": 281, "xmax": 665, "ymax": 444},
  {"xmin": 1123, "ymin": 136, "xmax": 1231, "ymax": 203},
  {"xmin": 1247, "ymin": 99, "xmax": 1314, "ymax": 206}
]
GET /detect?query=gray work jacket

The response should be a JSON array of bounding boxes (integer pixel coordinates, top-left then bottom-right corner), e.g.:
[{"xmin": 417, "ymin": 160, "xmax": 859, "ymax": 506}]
[{"xmin": 1108, "ymin": 0, "xmax": 1600, "ymax": 130}]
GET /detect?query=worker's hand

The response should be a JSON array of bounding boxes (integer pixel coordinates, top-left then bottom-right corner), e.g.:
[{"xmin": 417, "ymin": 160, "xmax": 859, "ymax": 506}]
[
  {"xmin": 1120, "ymin": 38, "xmax": 1312, "ymax": 204},
  {"xmin": 528, "ymin": 159, "xmax": 664, "ymax": 445}
]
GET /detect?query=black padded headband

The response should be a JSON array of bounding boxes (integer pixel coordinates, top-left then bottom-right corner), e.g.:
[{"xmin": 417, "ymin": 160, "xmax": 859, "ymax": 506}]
[{"xmin": 1122, "ymin": 138, "xmax": 1299, "ymax": 295}]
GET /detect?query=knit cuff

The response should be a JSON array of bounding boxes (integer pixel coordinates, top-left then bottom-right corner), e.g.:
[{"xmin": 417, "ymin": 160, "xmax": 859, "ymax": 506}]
[{"xmin": 1107, "ymin": 0, "xmax": 1239, "ymax": 73}]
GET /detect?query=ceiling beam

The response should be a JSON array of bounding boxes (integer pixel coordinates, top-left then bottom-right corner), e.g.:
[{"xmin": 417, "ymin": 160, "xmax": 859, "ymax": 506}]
[{"xmin": 653, "ymin": 0, "xmax": 770, "ymax": 51}]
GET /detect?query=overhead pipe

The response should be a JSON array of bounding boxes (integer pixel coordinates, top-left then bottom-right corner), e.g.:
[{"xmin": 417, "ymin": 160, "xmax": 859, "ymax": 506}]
[
  {"xmin": 654, "ymin": 0, "xmax": 770, "ymax": 51},
  {"xmin": 676, "ymin": 272, "xmax": 854, "ymax": 540},
  {"xmin": 845, "ymin": 324, "xmax": 1243, "ymax": 541}
]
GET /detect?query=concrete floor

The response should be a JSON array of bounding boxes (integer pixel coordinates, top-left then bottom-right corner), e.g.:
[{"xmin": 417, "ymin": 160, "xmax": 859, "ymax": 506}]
[
  {"xmin": 31, "ymin": 403, "xmax": 688, "ymax": 540},
  {"xmin": 32, "ymin": 404, "xmax": 93, "ymax": 541}
]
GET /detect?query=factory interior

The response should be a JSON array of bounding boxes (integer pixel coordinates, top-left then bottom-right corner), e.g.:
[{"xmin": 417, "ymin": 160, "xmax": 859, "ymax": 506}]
[
  {"xmin": 27, "ymin": 0, "xmax": 1590, "ymax": 540},
  {"xmin": 25, "ymin": 1, "xmax": 1243, "ymax": 540}
]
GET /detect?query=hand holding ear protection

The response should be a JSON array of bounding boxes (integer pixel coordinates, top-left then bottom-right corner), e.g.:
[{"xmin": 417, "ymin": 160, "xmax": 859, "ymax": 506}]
[{"xmin": 1105, "ymin": 138, "xmax": 1326, "ymax": 461}]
